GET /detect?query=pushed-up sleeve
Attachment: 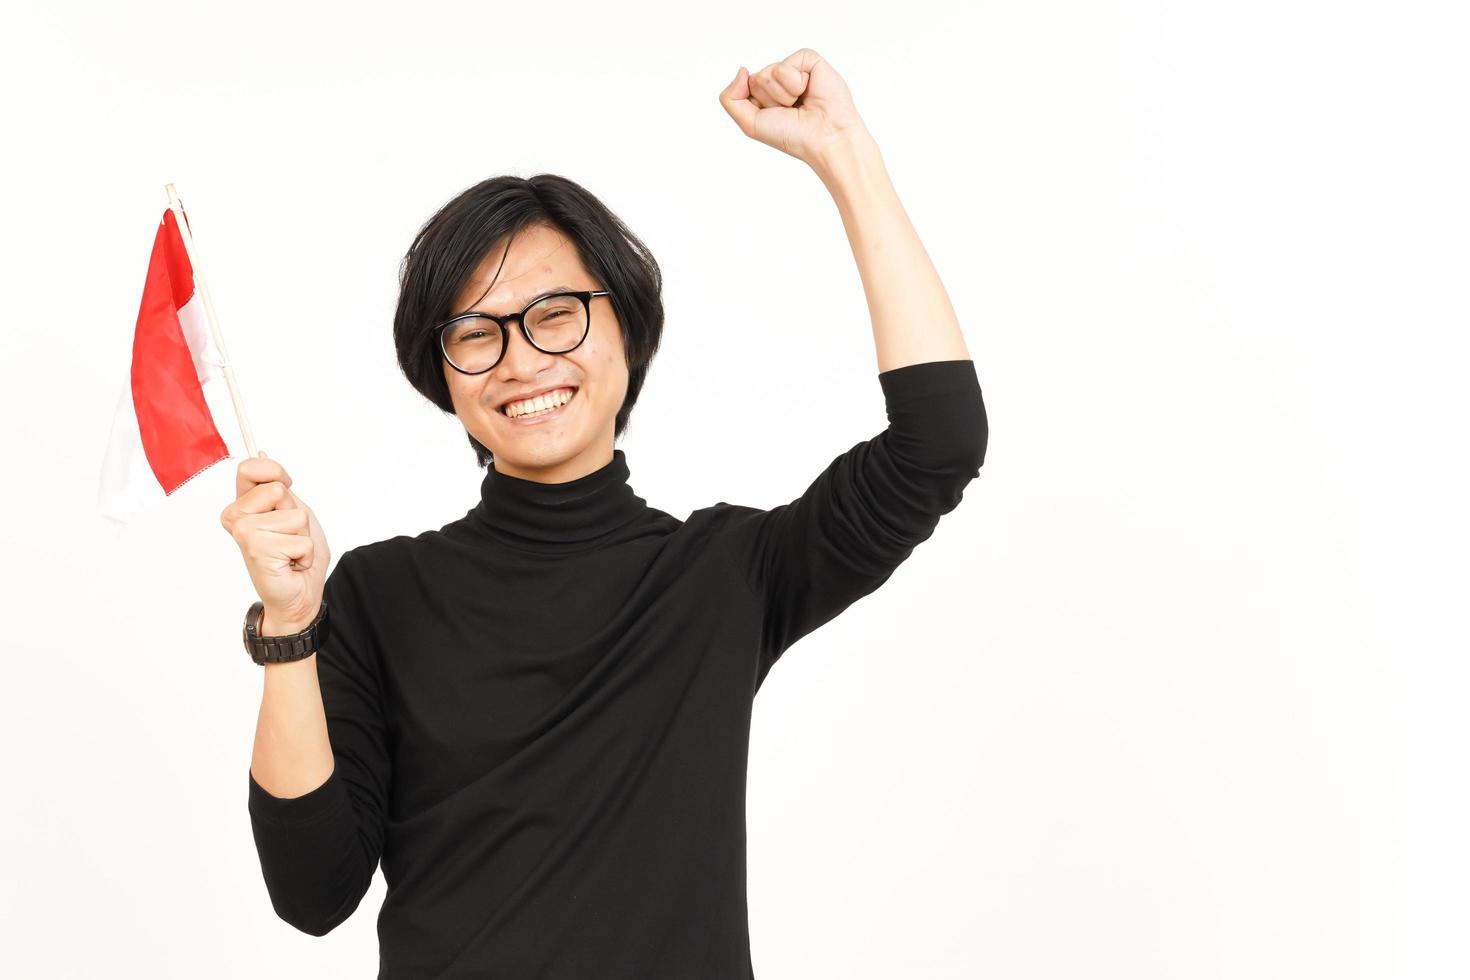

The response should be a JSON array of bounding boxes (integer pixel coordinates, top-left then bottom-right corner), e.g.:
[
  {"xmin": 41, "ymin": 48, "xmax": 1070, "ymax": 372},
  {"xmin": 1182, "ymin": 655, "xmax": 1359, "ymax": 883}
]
[
  {"xmin": 722, "ymin": 358, "xmax": 988, "ymax": 688},
  {"xmin": 246, "ymin": 548, "xmax": 391, "ymax": 936}
]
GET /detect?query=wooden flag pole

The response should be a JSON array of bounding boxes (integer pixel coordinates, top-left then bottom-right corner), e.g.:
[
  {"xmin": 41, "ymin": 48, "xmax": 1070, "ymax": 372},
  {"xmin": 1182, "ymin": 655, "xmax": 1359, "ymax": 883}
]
[{"xmin": 163, "ymin": 183, "xmax": 260, "ymax": 458}]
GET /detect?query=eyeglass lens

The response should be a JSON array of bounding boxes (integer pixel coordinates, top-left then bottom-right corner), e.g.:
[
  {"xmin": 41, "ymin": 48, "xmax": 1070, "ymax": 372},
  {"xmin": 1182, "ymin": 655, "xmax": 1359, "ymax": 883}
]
[{"xmin": 441, "ymin": 294, "xmax": 589, "ymax": 373}]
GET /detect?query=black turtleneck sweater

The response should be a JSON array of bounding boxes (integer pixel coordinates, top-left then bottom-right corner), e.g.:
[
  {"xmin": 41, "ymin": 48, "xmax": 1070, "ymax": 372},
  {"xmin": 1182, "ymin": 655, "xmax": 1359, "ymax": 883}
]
[{"xmin": 247, "ymin": 357, "xmax": 987, "ymax": 979}]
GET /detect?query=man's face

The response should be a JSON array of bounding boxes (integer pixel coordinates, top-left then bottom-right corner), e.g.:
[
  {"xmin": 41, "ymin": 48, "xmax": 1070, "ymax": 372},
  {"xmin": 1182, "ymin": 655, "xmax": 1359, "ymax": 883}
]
[{"xmin": 443, "ymin": 222, "xmax": 628, "ymax": 482}]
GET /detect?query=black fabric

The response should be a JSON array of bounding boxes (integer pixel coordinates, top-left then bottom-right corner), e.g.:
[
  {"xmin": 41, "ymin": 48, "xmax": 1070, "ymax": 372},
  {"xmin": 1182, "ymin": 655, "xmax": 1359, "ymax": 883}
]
[{"xmin": 247, "ymin": 357, "xmax": 988, "ymax": 979}]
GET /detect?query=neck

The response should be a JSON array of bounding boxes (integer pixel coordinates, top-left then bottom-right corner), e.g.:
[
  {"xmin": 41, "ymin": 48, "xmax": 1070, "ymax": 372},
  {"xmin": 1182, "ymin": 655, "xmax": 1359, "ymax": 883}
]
[{"xmin": 471, "ymin": 448, "xmax": 649, "ymax": 553}]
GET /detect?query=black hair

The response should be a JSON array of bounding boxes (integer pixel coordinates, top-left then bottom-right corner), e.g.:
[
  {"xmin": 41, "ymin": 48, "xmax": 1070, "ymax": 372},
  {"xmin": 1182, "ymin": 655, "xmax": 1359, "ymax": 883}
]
[{"xmin": 392, "ymin": 173, "xmax": 664, "ymax": 468}]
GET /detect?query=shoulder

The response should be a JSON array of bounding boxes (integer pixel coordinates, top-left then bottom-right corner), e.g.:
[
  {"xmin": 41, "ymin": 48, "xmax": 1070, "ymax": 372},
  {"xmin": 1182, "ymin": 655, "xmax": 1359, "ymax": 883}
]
[
  {"xmin": 338, "ymin": 533, "xmax": 415, "ymax": 566},
  {"xmin": 677, "ymin": 501, "xmax": 776, "ymax": 567},
  {"xmin": 328, "ymin": 531, "xmax": 431, "ymax": 591},
  {"xmin": 683, "ymin": 500, "xmax": 768, "ymax": 534}
]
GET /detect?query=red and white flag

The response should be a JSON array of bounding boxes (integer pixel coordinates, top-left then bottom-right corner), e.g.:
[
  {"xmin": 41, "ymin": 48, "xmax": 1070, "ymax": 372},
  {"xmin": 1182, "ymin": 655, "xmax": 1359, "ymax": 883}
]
[{"xmin": 99, "ymin": 207, "xmax": 235, "ymax": 525}]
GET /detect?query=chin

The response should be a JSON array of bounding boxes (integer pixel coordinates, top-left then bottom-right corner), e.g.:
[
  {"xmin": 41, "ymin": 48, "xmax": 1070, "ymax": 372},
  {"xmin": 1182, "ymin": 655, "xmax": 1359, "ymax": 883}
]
[
  {"xmin": 500, "ymin": 444, "xmax": 574, "ymax": 466},
  {"xmin": 486, "ymin": 428, "xmax": 593, "ymax": 468}
]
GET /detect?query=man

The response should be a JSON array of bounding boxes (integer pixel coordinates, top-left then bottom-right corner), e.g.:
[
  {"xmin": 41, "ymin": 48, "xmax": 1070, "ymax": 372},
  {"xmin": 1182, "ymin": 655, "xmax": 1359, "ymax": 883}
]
[{"xmin": 228, "ymin": 47, "xmax": 987, "ymax": 978}]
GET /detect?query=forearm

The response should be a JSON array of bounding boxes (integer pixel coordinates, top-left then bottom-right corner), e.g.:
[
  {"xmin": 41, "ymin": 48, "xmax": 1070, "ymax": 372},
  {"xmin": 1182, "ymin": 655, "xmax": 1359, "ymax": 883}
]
[
  {"xmin": 250, "ymin": 610, "xmax": 335, "ymax": 799},
  {"xmin": 812, "ymin": 131, "xmax": 972, "ymax": 373},
  {"xmin": 246, "ymin": 598, "xmax": 384, "ymax": 937}
]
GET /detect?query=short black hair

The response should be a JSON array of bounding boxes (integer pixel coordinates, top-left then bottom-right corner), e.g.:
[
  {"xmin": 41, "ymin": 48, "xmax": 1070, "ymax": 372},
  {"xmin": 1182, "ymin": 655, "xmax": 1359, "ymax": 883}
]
[{"xmin": 392, "ymin": 173, "xmax": 664, "ymax": 469}]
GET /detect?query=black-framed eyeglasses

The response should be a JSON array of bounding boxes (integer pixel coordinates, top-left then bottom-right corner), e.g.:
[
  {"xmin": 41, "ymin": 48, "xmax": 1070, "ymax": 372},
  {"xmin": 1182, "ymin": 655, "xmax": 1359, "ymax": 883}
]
[{"xmin": 436, "ymin": 289, "xmax": 613, "ymax": 375}]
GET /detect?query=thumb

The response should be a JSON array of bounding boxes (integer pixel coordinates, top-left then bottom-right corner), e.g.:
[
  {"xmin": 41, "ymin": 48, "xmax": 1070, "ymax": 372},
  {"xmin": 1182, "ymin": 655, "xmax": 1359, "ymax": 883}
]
[{"xmin": 717, "ymin": 66, "xmax": 757, "ymax": 138}]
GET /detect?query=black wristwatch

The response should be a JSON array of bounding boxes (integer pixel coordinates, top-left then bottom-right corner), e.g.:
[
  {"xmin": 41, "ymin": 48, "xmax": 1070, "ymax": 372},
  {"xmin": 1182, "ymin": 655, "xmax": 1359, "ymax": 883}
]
[{"xmin": 243, "ymin": 600, "xmax": 331, "ymax": 665}]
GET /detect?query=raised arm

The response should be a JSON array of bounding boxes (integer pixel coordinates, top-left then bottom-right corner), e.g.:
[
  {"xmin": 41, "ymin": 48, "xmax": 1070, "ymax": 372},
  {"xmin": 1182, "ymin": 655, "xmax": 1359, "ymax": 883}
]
[
  {"xmin": 717, "ymin": 51, "xmax": 987, "ymax": 688},
  {"xmin": 719, "ymin": 47, "xmax": 972, "ymax": 372}
]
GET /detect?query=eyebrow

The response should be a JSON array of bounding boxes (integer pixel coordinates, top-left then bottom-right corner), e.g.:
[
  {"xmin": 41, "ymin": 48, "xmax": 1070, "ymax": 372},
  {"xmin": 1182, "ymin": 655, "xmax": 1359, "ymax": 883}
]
[{"xmin": 463, "ymin": 283, "xmax": 578, "ymax": 317}]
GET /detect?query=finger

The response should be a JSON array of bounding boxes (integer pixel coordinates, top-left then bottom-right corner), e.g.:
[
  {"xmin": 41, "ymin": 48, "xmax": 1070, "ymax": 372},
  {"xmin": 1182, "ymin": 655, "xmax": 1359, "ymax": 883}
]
[
  {"xmin": 773, "ymin": 63, "xmax": 808, "ymax": 100},
  {"xmin": 284, "ymin": 487, "xmax": 310, "ymax": 513},
  {"xmin": 718, "ymin": 66, "xmax": 758, "ymax": 138},
  {"xmin": 236, "ymin": 452, "xmax": 292, "ymax": 499},
  {"xmin": 237, "ymin": 507, "xmax": 311, "ymax": 538},
  {"xmin": 779, "ymin": 48, "xmax": 825, "ymax": 98},
  {"xmin": 247, "ymin": 527, "xmax": 316, "ymax": 570},
  {"xmin": 237, "ymin": 479, "xmax": 297, "ymax": 516},
  {"xmin": 755, "ymin": 64, "xmax": 801, "ymax": 105},
  {"xmin": 221, "ymin": 481, "xmax": 305, "ymax": 535},
  {"xmin": 750, "ymin": 70, "xmax": 791, "ymax": 109},
  {"xmin": 745, "ymin": 70, "xmax": 769, "ymax": 108},
  {"xmin": 782, "ymin": 47, "xmax": 824, "ymax": 74}
]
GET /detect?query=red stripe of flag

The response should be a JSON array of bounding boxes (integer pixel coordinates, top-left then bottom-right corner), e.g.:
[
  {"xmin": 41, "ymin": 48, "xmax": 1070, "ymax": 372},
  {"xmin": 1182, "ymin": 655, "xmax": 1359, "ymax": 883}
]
[{"xmin": 132, "ymin": 208, "xmax": 228, "ymax": 493}]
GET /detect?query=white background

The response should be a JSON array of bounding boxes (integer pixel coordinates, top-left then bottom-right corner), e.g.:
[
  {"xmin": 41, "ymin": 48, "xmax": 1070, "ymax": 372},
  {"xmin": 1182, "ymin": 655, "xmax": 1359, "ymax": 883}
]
[{"xmin": 2, "ymin": 1, "xmax": 1465, "ymax": 977}]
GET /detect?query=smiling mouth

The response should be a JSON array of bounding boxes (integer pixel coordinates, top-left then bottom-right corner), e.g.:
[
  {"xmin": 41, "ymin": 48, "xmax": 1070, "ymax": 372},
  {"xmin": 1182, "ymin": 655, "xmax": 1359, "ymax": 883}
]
[{"xmin": 499, "ymin": 386, "xmax": 580, "ymax": 419}]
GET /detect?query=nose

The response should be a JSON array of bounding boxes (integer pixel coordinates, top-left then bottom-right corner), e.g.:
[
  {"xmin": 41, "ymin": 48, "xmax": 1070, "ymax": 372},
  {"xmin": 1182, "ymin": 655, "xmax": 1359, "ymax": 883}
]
[{"xmin": 495, "ymin": 318, "xmax": 561, "ymax": 381}]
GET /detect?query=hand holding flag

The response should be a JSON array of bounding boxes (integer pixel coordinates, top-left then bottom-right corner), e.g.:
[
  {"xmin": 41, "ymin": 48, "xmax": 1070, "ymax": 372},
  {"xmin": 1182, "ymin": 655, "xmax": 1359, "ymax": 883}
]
[{"xmin": 222, "ymin": 453, "xmax": 331, "ymax": 633}]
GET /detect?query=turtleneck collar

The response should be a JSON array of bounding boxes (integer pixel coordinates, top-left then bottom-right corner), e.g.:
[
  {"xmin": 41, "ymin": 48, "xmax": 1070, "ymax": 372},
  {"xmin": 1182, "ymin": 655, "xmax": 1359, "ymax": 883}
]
[{"xmin": 471, "ymin": 448, "xmax": 649, "ymax": 553}]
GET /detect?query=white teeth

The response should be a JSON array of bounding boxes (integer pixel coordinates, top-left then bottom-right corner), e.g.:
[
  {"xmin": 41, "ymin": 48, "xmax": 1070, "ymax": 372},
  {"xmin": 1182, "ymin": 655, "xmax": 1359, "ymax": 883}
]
[{"xmin": 504, "ymin": 387, "xmax": 575, "ymax": 418}]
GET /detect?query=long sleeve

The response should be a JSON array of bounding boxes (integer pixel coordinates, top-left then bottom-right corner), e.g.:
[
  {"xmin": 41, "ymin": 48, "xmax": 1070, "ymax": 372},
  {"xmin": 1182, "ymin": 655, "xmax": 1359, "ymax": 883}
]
[
  {"xmin": 721, "ymin": 358, "xmax": 988, "ymax": 689},
  {"xmin": 246, "ymin": 548, "xmax": 392, "ymax": 936}
]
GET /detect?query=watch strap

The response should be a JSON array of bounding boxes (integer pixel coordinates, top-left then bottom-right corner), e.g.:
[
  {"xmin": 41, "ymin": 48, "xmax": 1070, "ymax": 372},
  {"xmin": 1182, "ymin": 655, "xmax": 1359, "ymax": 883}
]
[{"xmin": 243, "ymin": 599, "xmax": 331, "ymax": 665}]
